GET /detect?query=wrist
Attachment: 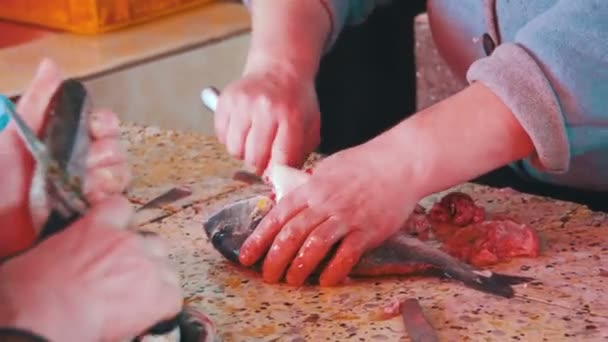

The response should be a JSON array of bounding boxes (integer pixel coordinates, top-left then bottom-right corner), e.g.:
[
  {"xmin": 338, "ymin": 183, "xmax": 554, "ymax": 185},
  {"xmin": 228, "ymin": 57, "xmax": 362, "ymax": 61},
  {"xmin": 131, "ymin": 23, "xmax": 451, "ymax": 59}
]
[
  {"xmin": 373, "ymin": 82, "xmax": 534, "ymax": 199},
  {"xmin": 242, "ymin": 0, "xmax": 329, "ymax": 83},
  {"xmin": 0, "ymin": 327, "xmax": 49, "ymax": 342},
  {"xmin": 364, "ymin": 130, "xmax": 429, "ymax": 200},
  {"xmin": 243, "ymin": 51, "xmax": 318, "ymax": 84},
  {"xmin": 0, "ymin": 296, "xmax": 64, "ymax": 342},
  {"xmin": 0, "ymin": 264, "xmax": 95, "ymax": 342}
]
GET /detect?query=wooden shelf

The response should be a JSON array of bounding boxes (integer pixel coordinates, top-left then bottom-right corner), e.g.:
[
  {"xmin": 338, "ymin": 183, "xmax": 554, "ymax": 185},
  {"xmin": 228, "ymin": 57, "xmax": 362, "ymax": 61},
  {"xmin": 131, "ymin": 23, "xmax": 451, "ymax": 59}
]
[{"xmin": 0, "ymin": 1, "xmax": 250, "ymax": 97}]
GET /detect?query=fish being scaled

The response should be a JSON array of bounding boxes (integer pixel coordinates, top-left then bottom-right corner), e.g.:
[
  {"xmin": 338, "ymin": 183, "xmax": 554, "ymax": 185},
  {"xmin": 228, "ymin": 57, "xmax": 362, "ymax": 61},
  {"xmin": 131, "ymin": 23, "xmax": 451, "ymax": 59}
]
[
  {"xmin": 7, "ymin": 79, "xmax": 219, "ymax": 342},
  {"xmin": 203, "ymin": 165, "xmax": 536, "ymax": 298}
]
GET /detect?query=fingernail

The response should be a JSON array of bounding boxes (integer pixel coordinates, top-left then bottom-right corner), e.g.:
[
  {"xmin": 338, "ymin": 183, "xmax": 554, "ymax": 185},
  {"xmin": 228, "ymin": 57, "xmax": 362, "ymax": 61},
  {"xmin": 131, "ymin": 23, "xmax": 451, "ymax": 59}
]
[
  {"xmin": 238, "ymin": 250, "xmax": 251, "ymax": 265},
  {"xmin": 90, "ymin": 113, "xmax": 104, "ymax": 135},
  {"xmin": 90, "ymin": 111, "xmax": 119, "ymax": 135},
  {"xmin": 96, "ymin": 167, "xmax": 116, "ymax": 183},
  {"xmin": 163, "ymin": 268, "xmax": 181, "ymax": 288},
  {"xmin": 139, "ymin": 232, "xmax": 169, "ymax": 258},
  {"xmin": 244, "ymin": 158, "xmax": 254, "ymax": 171},
  {"xmin": 35, "ymin": 58, "xmax": 51, "ymax": 78}
]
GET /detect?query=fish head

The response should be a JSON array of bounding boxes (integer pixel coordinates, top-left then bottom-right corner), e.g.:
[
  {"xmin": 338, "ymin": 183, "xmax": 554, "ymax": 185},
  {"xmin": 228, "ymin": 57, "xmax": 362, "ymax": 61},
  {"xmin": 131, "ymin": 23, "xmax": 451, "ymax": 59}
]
[
  {"xmin": 203, "ymin": 195, "xmax": 274, "ymax": 264},
  {"xmin": 203, "ymin": 163, "xmax": 311, "ymax": 264}
]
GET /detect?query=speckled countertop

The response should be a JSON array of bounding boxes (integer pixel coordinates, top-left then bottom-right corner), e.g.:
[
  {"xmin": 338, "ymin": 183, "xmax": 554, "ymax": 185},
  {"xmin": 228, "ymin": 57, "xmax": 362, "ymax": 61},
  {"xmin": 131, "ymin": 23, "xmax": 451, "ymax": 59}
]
[{"xmin": 121, "ymin": 123, "xmax": 607, "ymax": 342}]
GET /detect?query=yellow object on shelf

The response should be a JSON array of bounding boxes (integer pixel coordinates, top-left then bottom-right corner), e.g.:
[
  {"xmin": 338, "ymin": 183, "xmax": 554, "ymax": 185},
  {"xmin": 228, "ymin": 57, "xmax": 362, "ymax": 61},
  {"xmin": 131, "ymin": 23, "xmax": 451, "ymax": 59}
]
[{"xmin": 0, "ymin": 0, "xmax": 215, "ymax": 34}]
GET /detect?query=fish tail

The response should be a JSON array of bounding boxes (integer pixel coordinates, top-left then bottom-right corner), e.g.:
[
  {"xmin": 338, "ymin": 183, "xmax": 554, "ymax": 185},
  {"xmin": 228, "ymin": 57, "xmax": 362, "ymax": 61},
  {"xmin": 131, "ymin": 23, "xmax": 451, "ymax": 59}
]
[
  {"xmin": 458, "ymin": 272, "xmax": 534, "ymax": 298},
  {"xmin": 387, "ymin": 235, "xmax": 534, "ymax": 298}
]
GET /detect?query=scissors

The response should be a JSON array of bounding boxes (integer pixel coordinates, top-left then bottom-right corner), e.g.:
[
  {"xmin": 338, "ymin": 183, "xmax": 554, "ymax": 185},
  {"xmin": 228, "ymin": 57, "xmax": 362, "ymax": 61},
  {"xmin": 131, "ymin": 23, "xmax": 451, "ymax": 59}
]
[{"xmin": 0, "ymin": 81, "xmax": 215, "ymax": 342}]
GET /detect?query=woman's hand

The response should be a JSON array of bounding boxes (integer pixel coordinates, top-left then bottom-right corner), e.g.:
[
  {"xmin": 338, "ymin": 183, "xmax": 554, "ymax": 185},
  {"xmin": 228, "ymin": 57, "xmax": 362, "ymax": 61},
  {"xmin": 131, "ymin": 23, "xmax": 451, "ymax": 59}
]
[
  {"xmin": 0, "ymin": 59, "xmax": 131, "ymax": 257},
  {"xmin": 0, "ymin": 196, "xmax": 182, "ymax": 342},
  {"xmin": 215, "ymin": 66, "xmax": 321, "ymax": 174},
  {"xmin": 238, "ymin": 139, "xmax": 422, "ymax": 286},
  {"xmin": 237, "ymin": 80, "xmax": 536, "ymax": 288}
]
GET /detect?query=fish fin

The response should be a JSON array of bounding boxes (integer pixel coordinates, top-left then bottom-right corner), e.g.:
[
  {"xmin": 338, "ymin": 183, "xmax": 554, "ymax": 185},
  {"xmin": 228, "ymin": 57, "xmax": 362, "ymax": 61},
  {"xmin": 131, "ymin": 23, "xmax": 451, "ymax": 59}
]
[{"xmin": 443, "ymin": 270, "xmax": 534, "ymax": 298}]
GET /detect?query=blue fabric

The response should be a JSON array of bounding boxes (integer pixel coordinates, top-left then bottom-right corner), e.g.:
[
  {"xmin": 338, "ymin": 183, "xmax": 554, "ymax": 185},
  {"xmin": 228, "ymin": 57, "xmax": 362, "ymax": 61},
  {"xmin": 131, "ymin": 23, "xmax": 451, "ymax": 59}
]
[
  {"xmin": 510, "ymin": 0, "xmax": 608, "ymax": 189},
  {"xmin": 324, "ymin": 0, "xmax": 393, "ymax": 48},
  {"xmin": 0, "ymin": 95, "xmax": 14, "ymax": 132},
  {"xmin": 328, "ymin": 0, "xmax": 608, "ymax": 191}
]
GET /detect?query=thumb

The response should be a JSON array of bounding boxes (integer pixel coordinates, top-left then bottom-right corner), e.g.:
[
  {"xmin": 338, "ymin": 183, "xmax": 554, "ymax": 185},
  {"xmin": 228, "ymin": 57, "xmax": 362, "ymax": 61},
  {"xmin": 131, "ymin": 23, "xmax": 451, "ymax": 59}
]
[{"xmin": 13, "ymin": 59, "xmax": 63, "ymax": 135}]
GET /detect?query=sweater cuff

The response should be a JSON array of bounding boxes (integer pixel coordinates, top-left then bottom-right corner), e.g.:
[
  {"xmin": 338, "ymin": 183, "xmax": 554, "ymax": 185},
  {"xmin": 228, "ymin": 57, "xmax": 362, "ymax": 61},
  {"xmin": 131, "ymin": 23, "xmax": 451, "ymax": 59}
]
[
  {"xmin": 0, "ymin": 328, "xmax": 49, "ymax": 342},
  {"xmin": 466, "ymin": 43, "xmax": 570, "ymax": 173}
]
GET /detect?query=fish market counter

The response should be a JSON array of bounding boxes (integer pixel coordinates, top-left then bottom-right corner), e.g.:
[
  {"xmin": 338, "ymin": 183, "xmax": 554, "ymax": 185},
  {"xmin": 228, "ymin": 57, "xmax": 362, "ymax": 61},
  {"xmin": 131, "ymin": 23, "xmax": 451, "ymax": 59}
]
[{"xmin": 121, "ymin": 122, "xmax": 608, "ymax": 341}]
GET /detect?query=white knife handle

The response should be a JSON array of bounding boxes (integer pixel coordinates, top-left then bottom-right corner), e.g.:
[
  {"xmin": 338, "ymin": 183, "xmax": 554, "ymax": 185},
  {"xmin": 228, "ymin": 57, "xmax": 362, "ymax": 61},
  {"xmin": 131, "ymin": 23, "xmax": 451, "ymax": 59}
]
[{"xmin": 200, "ymin": 86, "xmax": 220, "ymax": 113}]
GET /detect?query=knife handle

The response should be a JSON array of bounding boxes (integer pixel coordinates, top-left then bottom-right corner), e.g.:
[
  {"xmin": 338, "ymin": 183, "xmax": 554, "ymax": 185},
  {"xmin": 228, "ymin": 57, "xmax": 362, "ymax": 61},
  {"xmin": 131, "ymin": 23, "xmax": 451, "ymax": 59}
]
[{"xmin": 200, "ymin": 86, "xmax": 220, "ymax": 113}]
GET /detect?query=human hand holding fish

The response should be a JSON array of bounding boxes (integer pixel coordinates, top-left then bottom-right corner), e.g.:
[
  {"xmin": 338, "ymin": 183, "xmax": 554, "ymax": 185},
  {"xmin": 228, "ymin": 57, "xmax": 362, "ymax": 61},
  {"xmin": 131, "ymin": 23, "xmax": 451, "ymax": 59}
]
[
  {"xmin": 202, "ymin": 86, "xmax": 394, "ymax": 286},
  {"xmin": 240, "ymin": 143, "xmax": 418, "ymax": 286},
  {"xmin": 202, "ymin": 86, "xmax": 537, "ymax": 296},
  {"xmin": 0, "ymin": 60, "xmax": 130, "ymax": 256},
  {"xmin": 0, "ymin": 60, "xmax": 189, "ymax": 342},
  {"xmin": 0, "ymin": 195, "xmax": 184, "ymax": 342}
]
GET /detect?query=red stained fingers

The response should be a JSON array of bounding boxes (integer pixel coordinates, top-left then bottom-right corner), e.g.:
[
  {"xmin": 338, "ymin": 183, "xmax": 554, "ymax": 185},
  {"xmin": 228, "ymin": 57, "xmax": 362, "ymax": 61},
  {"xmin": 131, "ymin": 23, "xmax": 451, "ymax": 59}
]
[{"xmin": 284, "ymin": 217, "xmax": 349, "ymax": 286}]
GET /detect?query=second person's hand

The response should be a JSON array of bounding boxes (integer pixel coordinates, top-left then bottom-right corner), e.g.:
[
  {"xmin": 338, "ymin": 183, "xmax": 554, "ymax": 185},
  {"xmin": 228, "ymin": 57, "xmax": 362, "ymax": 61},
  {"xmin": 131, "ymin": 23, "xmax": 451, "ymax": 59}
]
[
  {"xmin": 0, "ymin": 196, "xmax": 183, "ymax": 342},
  {"xmin": 0, "ymin": 59, "xmax": 130, "ymax": 258},
  {"xmin": 214, "ymin": 66, "xmax": 321, "ymax": 174}
]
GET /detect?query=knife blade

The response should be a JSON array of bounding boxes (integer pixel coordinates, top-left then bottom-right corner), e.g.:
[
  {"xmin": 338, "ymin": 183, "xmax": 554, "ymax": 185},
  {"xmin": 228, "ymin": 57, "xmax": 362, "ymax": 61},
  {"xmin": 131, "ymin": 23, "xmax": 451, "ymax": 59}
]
[{"xmin": 400, "ymin": 298, "xmax": 440, "ymax": 342}]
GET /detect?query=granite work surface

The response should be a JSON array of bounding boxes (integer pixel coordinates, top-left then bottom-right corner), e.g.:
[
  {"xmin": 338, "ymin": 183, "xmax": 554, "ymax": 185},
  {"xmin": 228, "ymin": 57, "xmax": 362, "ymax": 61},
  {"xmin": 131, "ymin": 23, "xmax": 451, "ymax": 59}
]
[{"xmin": 122, "ymin": 123, "xmax": 608, "ymax": 341}]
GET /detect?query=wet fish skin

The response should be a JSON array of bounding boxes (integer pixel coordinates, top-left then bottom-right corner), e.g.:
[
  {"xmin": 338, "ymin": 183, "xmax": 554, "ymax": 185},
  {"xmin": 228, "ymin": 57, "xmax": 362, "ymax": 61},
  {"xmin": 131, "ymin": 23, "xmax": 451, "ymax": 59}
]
[
  {"xmin": 30, "ymin": 79, "xmax": 91, "ymax": 240},
  {"xmin": 365, "ymin": 234, "xmax": 532, "ymax": 298},
  {"xmin": 203, "ymin": 195, "xmax": 534, "ymax": 298},
  {"xmin": 204, "ymin": 195, "xmax": 273, "ymax": 264}
]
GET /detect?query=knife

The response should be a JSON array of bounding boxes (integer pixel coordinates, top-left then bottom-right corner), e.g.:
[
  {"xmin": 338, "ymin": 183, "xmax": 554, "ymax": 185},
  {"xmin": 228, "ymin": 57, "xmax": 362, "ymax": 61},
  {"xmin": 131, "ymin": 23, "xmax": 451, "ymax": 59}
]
[{"xmin": 400, "ymin": 298, "xmax": 440, "ymax": 342}]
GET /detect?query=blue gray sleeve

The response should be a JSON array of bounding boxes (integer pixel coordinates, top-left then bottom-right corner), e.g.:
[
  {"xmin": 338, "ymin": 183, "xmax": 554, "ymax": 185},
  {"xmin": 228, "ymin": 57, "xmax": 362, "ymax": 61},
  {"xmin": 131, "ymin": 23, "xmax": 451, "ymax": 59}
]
[
  {"xmin": 241, "ymin": 0, "xmax": 392, "ymax": 51},
  {"xmin": 467, "ymin": 0, "xmax": 608, "ymax": 174},
  {"xmin": 322, "ymin": 0, "xmax": 393, "ymax": 49}
]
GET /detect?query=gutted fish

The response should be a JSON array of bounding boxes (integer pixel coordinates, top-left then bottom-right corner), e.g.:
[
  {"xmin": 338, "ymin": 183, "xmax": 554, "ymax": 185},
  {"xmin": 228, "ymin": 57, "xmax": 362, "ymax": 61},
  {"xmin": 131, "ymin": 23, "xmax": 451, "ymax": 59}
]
[
  {"xmin": 203, "ymin": 165, "xmax": 535, "ymax": 298},
  {"xmin": 205, "ymin": 194, "xmax": 537, "ymax": 298}
]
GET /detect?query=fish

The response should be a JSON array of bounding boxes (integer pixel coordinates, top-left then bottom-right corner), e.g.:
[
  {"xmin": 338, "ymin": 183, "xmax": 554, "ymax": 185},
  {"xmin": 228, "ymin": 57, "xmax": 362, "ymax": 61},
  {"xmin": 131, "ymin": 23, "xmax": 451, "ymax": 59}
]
[
  {"xmin": 202, "ymin": 165, "xmax": 534, "ymax": 298},
  {"xmin": 29, "ymin": 79, "xmax": 92, "ymax": 239}
]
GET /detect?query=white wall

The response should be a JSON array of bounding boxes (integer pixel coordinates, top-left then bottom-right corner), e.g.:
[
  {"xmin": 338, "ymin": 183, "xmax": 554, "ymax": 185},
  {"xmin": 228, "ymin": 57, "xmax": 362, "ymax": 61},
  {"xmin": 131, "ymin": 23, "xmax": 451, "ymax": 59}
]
[{"xmin": 85, "ymin": 33, "xmax": 250, "ymax": 135}]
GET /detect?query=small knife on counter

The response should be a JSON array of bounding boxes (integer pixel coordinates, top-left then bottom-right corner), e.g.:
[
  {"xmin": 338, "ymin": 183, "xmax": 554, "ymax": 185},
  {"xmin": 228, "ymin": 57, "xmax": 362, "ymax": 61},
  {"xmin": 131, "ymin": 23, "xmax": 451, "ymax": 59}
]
[{"xmin": 400, "ymin": 298, "xmax": 440, "ymax": 342}]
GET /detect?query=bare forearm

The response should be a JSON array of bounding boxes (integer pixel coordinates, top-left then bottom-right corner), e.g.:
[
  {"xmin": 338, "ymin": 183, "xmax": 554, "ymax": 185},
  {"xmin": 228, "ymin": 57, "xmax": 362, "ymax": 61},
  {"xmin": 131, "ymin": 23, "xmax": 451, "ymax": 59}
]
[
  {"xmin": 377, "ymin": 82, "xmax": 534, "ymax": 198},
  {"xmin": 243, "ymin": 0, "xmax": 331, "ymax": 80}
]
